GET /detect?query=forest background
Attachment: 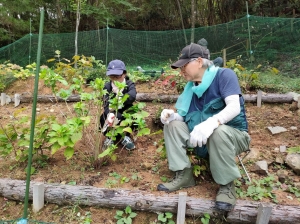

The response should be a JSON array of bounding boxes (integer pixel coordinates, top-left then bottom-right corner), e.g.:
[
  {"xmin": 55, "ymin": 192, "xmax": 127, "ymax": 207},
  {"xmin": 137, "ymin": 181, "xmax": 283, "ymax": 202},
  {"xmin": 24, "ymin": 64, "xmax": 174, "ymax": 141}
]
[{"xmin": 0, "ymin": 0, "xmax": 300, "ymax": 48}]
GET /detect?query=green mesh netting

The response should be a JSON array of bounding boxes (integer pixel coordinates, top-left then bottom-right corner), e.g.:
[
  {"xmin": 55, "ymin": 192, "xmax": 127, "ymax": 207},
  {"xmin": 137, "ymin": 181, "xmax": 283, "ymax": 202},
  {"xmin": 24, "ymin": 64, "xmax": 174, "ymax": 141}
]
[{"xmin": 0, "ymin": 15, "xmax": 300, "ymax": 70}]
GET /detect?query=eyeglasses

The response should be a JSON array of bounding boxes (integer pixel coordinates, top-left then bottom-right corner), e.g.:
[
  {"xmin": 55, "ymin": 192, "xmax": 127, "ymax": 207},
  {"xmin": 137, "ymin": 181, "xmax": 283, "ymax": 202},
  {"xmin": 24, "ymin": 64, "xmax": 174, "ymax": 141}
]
[
  {"xmin": 180, "ymin": 58, "xmax": 198, "ymax": 71},
  {"xmin": 109, "ymin": 74, "xmax": 123, "ymax": 80}
]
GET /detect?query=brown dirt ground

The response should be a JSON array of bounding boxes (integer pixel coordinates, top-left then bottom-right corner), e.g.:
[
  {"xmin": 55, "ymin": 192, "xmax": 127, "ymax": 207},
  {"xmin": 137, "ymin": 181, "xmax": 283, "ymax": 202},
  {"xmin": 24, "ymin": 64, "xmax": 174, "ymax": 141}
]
[{"xmin": 0, "ymin": 77, "xmax": 300, "ymax": 223}]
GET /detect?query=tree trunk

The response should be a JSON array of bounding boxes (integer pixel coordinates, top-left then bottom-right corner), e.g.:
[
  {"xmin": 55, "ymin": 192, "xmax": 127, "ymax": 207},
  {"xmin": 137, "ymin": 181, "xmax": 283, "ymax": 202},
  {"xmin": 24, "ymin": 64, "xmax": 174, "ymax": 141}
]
[
  {"xmin": 190, "ymin": 0, "xmax": 195, "ymax": 43},
  {"xmin": 13, "ymin": 93, "xmax": 295, "ymax": 104},
  {"xmin": 0, "ymin": 179, "xmax": 299, "ymax": 223},
  {"xmin": 176, "ymin": 0, "xmax": 187, "ymax": 45}
]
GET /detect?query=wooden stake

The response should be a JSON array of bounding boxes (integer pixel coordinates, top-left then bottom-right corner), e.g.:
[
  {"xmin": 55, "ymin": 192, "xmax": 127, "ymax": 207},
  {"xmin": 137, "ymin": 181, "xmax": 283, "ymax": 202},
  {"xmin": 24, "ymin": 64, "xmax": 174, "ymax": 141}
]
[
  {"xmin": 33, "ymin": 183, "xmax": 44, "ymax": 213},
  {"xmin": 257, "ymin": 90, "xmax": 262, "ymax": 107},
  {"xmin": 256, "ymin": 203, "xmax": 272, "ymax": 224},
  {"xmin": 1, "ymin": 93, "xmax": 6, "ymax": 106},
  {"xmin": 177, "ymin": 192, "xmax": 187, "ymax": 224}
]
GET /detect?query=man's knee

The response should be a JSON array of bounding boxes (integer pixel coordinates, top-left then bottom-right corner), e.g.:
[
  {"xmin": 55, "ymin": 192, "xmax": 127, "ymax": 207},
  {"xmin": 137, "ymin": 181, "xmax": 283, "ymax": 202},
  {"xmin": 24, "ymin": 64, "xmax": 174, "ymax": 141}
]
[
  {"xmin": 210, "ymin": 125, "xmax": 228, "ymax": 141},
  {"xmin": 164, "ymin": 120, "xmax": 185, "ymax": 132}
]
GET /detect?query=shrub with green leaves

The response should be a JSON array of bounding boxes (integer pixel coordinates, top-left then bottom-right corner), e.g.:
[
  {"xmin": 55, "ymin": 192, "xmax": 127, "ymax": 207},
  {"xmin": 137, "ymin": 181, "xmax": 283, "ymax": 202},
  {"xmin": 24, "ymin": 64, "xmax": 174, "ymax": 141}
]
[
  {"xmin": 0, "ymin": 61, "xmax": 22, "ymax": 92},
  {"xmin": 226, "ymin": 58, "xmax": 260, "ymax": 92}
]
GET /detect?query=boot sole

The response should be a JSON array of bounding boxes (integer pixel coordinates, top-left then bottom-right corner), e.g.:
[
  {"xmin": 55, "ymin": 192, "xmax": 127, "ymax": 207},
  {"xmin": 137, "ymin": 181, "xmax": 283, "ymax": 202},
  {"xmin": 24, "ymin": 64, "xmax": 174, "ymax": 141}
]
[
  {"xmin": 215, "ymin": 201, "xmax": 235, "ymax": 212},
  {"xmin": 157, "ymin": 183, "xmax": 196, "ymax": 192}
]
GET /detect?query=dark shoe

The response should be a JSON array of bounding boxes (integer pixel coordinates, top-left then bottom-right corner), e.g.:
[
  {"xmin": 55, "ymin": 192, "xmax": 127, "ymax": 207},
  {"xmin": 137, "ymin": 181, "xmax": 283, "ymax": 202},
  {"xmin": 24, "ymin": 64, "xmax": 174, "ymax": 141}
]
[
  {"xmin": 157, "ymin": 167, "xmax": 195, "ymax": 192},
  {"xmin": 215, "ymin": 181, "xmax": 236, "ymax": 212},
  {"xmin": 121, "ymin": 136, "xmax": 135, "ymax": 150}
]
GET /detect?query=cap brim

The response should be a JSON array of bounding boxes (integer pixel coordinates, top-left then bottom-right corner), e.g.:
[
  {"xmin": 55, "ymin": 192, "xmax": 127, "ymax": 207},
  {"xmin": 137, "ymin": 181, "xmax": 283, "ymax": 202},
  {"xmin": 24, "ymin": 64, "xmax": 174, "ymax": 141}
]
[
  {"xmin": 171, "ymin": 58, "xmax": 190, "ymax": 69},
  {"xmin": 106, "ymin": 69, "xmax": 123, "ymax": 76}
]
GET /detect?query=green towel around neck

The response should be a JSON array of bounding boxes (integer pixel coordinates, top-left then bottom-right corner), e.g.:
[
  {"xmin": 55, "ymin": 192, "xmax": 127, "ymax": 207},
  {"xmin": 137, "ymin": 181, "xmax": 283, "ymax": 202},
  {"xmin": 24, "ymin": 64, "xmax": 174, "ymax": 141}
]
[{"xmin": 175, "ymin": 65, "xmax": 219, "ymax": 116}]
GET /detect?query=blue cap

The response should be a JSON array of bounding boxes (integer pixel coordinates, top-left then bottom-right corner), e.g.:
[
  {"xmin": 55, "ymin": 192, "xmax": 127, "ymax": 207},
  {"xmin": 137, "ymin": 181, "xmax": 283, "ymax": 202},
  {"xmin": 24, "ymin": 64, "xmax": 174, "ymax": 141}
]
[{"xmin": 106, "ymin": 60, "xmax": 126, "ymax": 76}]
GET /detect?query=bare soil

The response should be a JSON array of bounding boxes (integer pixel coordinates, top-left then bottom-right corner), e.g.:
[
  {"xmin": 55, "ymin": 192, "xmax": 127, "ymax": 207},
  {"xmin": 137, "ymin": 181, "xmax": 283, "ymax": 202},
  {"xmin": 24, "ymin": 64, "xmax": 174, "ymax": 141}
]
[{"xmin": 0, "ymin": 77, "xmax": 300, "ymax": 223}]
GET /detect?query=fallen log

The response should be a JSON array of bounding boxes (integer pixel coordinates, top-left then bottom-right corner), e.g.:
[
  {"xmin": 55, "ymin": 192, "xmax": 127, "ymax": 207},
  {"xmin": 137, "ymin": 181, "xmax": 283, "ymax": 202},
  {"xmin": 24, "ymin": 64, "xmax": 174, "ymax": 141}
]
[
  {"xmin": 0, "ymin": 178, "xmax": 299, "ymax": 223},
  {"xmin": 8, "ymin": 93, "xmax": 295, "ymax": 104}
]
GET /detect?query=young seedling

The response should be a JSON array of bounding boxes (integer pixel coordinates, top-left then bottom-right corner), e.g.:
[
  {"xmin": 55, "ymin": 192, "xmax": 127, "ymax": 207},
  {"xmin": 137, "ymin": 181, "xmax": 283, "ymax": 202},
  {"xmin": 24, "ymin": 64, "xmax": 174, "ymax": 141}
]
[
  {"xmin": 157, "ymin": 212, "xmax": 175, "ymax": 224},
  {"xmin": 114, "ymin": 206, "xmax": 137, "ymax": 224},
  {"xmin": 201, "ymin": 213, "xmax": 210, "ymax": 224}
]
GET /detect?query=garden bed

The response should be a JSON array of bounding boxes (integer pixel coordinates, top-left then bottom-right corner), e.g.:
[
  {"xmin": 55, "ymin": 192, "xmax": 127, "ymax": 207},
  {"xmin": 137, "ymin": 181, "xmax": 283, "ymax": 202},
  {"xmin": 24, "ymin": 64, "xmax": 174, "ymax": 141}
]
[{"xmin": 0, "ymin": 78, "xmax": 300, "ymax": 223}]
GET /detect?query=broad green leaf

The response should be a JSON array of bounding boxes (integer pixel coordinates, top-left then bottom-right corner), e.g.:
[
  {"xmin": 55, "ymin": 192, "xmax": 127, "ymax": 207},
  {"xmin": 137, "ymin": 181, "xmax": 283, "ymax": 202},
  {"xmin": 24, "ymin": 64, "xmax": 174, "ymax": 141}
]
[
  {"xmin": 51, "ymin": 124, "xmax": 61, "ymax": 131},
  {"xmin": 51, "ymin": 142, "xmax": 61, "ymax": 154},
  {"xmin": 123, "ymin": 127, "xmax": 132, "ymax": 134},
  {"xmin": 136, "ymin": 128, "xmax": 150, "ymax": 137},
  {"xmin": 165, "ymin": 212, "xmax": 173, "ymax": 218},
  {"xmin": 58, "ymin": 137, "xmax": 66, "ymax": 146},
  {"xmin": 71, "ymin": 132, "xmax": 82, "ymax": 143},
  {"xmin": 18, "ymin": 139, "xmax": 30, "ymax": 147},
  {"xmin": 116, "ymin": 210, "xmax": 123, "ymax": 216},
  {"xmin": 64, "ymin": 147, "xmax": 74, "ymax": 160},
  {"xmin": 116, "ymin": 220, "xmax": 124, "ymax": 224},
  {"xmin": 158, "ymin": 213, "xmax": 166, "ymax": 222},
  {"xmin": 99, "ymin": 149, "xmax": 111, "ymax": 158},
  {"xmin": 125, "ymin": 206, "xmax": 131, "ymax": 214},
  {"xmin": 129, "ymin": 212, "xmax": 137, "ymax": 218}
]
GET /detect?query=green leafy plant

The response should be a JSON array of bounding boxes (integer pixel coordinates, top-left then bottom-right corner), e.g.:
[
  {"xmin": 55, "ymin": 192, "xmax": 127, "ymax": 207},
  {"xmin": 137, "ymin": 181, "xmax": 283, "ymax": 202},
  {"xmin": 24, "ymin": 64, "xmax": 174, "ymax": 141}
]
[
  {"xmin": 160, "ymin": 176, "xmax": 168, "ymax": 182},
  {"xmin": 201, "ymin": 213, "xmax": 210, "ymax": 224},
  {"xmin": 286, "ymin": 185, "xmax": 300, "ymax": 198},
  {"xmin": 128, "ymin": 70, "xmax": 151, "ymax": 83},
  {"xmin": 114, "ymin": 206, "xmax": 137, "ymax": 224},
  {"xmin": 106, "ymin": 172, "xmax": 131, "ymax": 186},
  {"xmin": 80, "ymin": 211, "xmax": 92, "ymax": 224},
  {"xmin": 226, "ymin": 58, "xmax": 260, "ymax": 92},
  {"xmin": 157, "ymin": 212, "xmax": 175, "ymax": 224},
  {"xmin": 287, "ymin": 146, "xmax": 300, "ymax": 154},
  {"xmin": 193, "ymin": 164, "xmax": 207, "ymax": 177},
  {"xmin": 240, "ymin": 175, "xmax": 280, "ymax": 203},
  {"xmin": 0, "ymin": 111, "xmax": 54, "ymax": 166},
  {"xmin": 47, "ymin": 50, "xmax": 106, "ymax": 84},
  {"xmin": 105, "ymin": 178, "xmax": 118, "ymax": 188},
  {"xmin": 131, "ymin": 172, "xmax": 142, "ymax": 181},
  {"xmin": 156, "ymin": 138, "xmax": 167, "ymax": 159},
  {"xmin": 48, "ymin": 118, "xmax": 86, "ymax": 160}
]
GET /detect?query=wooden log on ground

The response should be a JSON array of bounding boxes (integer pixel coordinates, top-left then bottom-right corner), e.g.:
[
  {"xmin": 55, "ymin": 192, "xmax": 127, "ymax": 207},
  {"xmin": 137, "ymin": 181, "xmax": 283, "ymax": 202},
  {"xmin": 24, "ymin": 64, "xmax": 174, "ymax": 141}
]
[
  {"xmin": 10, "ymin": 93, "xmax": 295, "ymax": 104},
  {"xmin": 0, "ymin": 179, "xmax": 299, "ymax": 223}
]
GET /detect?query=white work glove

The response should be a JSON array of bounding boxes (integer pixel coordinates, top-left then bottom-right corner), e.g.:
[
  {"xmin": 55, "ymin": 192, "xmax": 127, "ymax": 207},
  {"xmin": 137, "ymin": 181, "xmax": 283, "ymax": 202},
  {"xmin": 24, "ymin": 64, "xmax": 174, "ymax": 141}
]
[
  {"xmin": 102, "ymin": 113, "xmax": 120, "ymax": 132},
  {"xmin": 160, "ymin": 109, "xmax": 183, "ymax": 125},
  {"xmin": 106, "ymin": 113, "xmax": 115, "ymax": 127},
  {"xmin": 189, "ymin": 117, "xmax": 219, "ymax": 147}
]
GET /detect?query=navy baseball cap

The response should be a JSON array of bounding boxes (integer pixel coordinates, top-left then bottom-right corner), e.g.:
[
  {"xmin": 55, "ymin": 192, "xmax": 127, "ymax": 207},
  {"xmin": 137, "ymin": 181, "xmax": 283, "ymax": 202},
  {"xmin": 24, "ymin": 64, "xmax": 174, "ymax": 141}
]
[
  {"xmin": 171, "ymin": 43, "xmax": 209, "ymax": 69},
  {"xmin": 106, "ymin": 59, "xmax": 126, "ymax": 76}
]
